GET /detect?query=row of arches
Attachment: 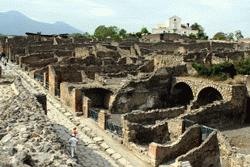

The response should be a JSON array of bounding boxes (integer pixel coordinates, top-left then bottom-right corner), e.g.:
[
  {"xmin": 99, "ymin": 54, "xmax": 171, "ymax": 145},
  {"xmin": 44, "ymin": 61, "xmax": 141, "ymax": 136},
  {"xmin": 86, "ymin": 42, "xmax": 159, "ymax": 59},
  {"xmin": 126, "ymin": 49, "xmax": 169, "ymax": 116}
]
[
  {"xmin": 172, "ymin": 82, "xmax": 223, "ymax": 106},
  {"xmin": 82, "ymin": 83, "xmax": 223, "ymax": 110}
]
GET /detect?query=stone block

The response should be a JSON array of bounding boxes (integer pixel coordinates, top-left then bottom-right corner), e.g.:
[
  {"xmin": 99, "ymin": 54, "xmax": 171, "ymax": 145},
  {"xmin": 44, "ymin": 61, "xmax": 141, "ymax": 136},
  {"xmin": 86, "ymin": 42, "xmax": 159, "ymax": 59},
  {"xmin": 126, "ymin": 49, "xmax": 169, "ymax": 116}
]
[
  {"xmin": 106, "ymin": 148, "xmax": 115, "ymax": 156},
  {"xmin": 100, "ymin": 142, "xmax": 109, "ymax": 150}
]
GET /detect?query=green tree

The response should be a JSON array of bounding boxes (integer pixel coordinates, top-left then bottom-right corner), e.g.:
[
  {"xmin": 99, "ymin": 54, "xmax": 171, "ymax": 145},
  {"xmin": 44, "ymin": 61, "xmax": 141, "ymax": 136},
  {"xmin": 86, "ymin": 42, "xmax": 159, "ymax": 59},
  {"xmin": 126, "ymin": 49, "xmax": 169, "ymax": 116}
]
[
  {"xmin": 119, "ymin": 29, "xmax": 127, "ymax": 38},
  {"xmin": 213, "ymin": 32, "xmax": 227, "ymax": 40},
  {"xmin": 94, "ymin": 25, "xmax": 120, "ymax": 40},
  {"xmin": 191, "ymin": 23, "xmax": 208, "ymax": 40},
  {"xmin": 189, "ymin": 33, "xmax": 197, "ymax": 39},
  {"xmin": 141, "ymin": 27, "xmax": 149, "ymax": 34},
  {"xmin": 235, "ymin": 30, "xmax": 244, "ymax": 41},
  {"xmin": 135, "ymin": 32, "xmax": 142, "ymax": 38},
  {"xmin": 226, "ymin": 32, "xmax": 234, "ymax": 41}
]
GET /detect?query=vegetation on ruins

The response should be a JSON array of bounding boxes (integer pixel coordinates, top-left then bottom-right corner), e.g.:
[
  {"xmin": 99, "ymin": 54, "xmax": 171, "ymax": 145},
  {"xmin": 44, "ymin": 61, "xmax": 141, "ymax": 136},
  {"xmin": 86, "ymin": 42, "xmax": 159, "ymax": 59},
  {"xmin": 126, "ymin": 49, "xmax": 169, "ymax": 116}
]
[
  {"xmin": 192, "ymin": 62, "xmax": 236, "ymax": 80},
  {"xmin": 193, "ymin": 58, "xmax": 250, "ymax": 80},
  {"xmin": 235, "ymin": 30, "xmax": 244, "ymax": 41},
  {"xmin": 213, "ymin": 30, "xmax": 244, "ymax": 41},
  {"xmin": 234, "ymin": 58, "xmax": 250, "ymax": 75},
  {"xmin": 213, "ymin": 32, "xmax": 227, "ymax": 40},
  {"xmin": 93, "ymin": 25, "xmax": 150, "ymax": 40},
  {"xmin": 94, "ymin": 25, "xmax": 120, "ymax": 40},
  {"xmin": 70, "ymin": 32, "xmax": 92, "ymax": 39},
  {"xmin": 190, "ymin": 23, "xmax": 208, "ymax": 40}
]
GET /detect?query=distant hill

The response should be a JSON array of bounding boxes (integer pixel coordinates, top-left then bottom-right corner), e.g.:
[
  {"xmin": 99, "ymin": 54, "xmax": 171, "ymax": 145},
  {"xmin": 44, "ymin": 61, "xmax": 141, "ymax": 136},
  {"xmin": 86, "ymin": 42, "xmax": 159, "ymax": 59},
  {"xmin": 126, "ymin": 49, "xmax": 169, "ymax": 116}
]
[{"xmin": 0, "ymin": 11, "xmax": 82, "ymax": 35}]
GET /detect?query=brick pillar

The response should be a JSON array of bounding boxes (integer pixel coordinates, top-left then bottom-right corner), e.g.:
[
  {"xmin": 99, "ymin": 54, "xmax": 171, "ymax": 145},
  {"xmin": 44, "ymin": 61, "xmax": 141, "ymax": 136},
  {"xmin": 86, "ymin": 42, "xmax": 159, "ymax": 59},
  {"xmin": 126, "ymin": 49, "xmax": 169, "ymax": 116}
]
[
  {"xmin": 98, "ymin": 110, "xmax": 107, "ymax": 130},
  {"xmin": 71, "ymin": 88, "xmax": 82, "ymax": 113},
  {"xmin": 48, "ymin": 65, "xmax": 58, "ymax": 96},
  {"xmin": 148, "ymin": 143, "xmax": 161, "ymax": 167},
  {"xmin": 82, "ymin": 96, "xmax": 91, "ymax": 118}
]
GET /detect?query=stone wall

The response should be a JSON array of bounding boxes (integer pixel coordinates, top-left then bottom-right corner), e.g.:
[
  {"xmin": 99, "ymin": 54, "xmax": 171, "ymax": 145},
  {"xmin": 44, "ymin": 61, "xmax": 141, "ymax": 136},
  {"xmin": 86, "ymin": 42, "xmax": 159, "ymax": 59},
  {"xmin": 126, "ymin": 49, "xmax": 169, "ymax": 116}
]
[
  {"xmin": 122, "ymin": 107, "xmax": 185, "ymax": 125},
  {"xmin": 75, "ymin": 47, "xmax": 91, "ymax": 58},
  {"xmin": 184, "ymin": 101, "xmax": 234, "ymax": 126},
  {"xmin": 148, "ymin": 125, "xmax": 201, "ymax": 166},
  {"xmin": 217, "ymin": 132, "xmax": 250, "ymax": 167},
  {"xmin": 123, "ymin": 120, "xmax": 170, "ymax": 145},
  {"xmin": 176, "ymin": 131, "xmax": 220, "ymax": 167},
  {"xmin": 111, "ymin": 66, "xmax": 187, "ymax": 114},
  {"xmin": 167, "ymin": 118, "xmax": 183, "ymax": 140},
  {"xmin": 153, "ymin": 54, "xmax": 183, "ymax": 70},
  {"xmin": 173, "ymin": 76, "xmax": 239, "ymax": 102},
  {"xmin": 60, "ymin": 82, "xmax": 74, "ymax": 107}
]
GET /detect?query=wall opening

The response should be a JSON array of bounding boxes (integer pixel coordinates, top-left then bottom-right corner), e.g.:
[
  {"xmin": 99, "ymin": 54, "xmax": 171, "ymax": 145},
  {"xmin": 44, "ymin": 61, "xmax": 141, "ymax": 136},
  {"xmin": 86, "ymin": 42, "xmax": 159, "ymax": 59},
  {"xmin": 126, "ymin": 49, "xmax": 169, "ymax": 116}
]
[
  {"xmin": 83, "ymin": 88, "xmax": 113, "ymax": 109},
  {"xmin": 172, "ymin": 82, "xmax": 194, "ymax": 105},
  {"xmin": 197, "ymin": 87, "xmax": 223, "ymax": 106}
]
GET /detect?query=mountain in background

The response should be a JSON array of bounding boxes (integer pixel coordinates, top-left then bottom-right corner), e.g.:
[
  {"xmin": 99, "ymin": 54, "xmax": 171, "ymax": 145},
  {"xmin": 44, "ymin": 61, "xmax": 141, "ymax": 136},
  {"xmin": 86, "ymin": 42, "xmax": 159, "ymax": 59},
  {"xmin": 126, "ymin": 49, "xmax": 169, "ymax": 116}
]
[{"xmin": 0, "ymin": 11, "xmax": 82, "ymax": 35}]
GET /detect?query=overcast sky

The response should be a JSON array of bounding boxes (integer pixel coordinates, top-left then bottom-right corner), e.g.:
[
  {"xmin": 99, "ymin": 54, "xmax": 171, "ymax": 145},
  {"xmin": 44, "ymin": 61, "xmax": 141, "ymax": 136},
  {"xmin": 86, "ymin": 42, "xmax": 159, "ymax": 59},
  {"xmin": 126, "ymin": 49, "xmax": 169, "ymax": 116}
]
[{"xmin": 0, "ymin": 0, "xmax": 249, "ymax": 37}]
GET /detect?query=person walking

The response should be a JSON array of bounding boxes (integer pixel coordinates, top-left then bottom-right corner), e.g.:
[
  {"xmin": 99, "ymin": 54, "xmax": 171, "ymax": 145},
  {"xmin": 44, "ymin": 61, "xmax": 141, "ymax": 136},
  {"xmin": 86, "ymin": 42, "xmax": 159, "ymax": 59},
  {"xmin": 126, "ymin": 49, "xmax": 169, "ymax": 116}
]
[{"xmin": 68, "ymin": 134, "xmax": 78, "ymax": 158}]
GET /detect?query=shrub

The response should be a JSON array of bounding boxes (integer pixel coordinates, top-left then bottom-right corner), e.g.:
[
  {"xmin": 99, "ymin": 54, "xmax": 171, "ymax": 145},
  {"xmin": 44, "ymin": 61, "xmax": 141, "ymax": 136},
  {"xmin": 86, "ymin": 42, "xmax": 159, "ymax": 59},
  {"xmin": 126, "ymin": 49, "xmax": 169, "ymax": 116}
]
[{"xmin": 192, "ymin": 62, "xmax": 236, "ymax": 80}]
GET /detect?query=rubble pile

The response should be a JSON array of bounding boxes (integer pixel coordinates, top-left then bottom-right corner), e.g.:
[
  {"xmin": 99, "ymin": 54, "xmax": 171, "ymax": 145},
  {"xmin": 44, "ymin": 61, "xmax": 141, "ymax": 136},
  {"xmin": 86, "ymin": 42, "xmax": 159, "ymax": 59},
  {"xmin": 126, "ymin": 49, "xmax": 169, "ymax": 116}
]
[{"xmin": 0, "ymin": 78, "xmax": 80, "ymax": 167}]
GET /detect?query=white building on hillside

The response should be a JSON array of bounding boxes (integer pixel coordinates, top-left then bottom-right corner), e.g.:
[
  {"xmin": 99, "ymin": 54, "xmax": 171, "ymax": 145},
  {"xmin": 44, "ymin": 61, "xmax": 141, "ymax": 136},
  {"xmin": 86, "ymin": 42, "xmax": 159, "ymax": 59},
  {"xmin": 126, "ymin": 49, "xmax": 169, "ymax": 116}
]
[{"xmin": 152, "ymin": 16, "xmax": 198, "ymax": 36}]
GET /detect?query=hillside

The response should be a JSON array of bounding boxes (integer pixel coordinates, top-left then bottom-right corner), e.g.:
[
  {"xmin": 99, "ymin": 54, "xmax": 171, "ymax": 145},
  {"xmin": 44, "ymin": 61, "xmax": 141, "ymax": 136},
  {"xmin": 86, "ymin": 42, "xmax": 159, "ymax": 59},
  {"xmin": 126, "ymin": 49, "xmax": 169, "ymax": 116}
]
[{"xmin": 0, "ymin": 11, "xmax": 82, "ymax": 35}]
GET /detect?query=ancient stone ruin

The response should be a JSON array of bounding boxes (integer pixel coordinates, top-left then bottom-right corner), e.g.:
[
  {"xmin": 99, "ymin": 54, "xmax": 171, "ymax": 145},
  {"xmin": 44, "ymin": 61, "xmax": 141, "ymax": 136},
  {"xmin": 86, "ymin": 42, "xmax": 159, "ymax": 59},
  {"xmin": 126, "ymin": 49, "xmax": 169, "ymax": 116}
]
[{"xmin": 1, "ymin": 32, "xmax": 250, "ymax": 167}]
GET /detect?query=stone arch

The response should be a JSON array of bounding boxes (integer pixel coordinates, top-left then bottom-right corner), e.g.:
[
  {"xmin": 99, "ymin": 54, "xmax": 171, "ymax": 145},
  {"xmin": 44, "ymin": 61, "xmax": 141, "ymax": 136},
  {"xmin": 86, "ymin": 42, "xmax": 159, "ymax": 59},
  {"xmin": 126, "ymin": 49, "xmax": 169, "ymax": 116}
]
[
  {"xmin": 172, "ymin": 82, "xmax": 194, "ymax": 105},
  {"xmin": 83, "ymin": 88, "xmax": 113, "ymax": 109},
  {"xmin": 196, "ymin": 87, "xmax": 223, "ymax": 106}
]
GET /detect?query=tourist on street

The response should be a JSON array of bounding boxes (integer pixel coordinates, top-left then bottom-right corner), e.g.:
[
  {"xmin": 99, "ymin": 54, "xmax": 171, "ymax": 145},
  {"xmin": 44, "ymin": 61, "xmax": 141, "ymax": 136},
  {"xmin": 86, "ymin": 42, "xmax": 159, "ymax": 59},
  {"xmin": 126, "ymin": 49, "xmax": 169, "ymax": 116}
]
[{"xmin": 68, "ymin": 134, "xmax": 78, "ymax": 158}]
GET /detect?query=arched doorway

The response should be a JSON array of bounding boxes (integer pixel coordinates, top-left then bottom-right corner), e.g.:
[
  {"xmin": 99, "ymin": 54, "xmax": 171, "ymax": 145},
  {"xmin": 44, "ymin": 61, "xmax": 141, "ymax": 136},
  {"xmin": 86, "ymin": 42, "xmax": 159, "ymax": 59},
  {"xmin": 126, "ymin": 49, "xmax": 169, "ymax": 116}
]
[
  {"xmin": 197, "ymin": 87, "xmax": 223, "ymax": 106},
  {"xmin": 172, "ymin": 82, "xmax": 194, "ymax": 105},
  {"xmin": 83, "ymin": 88, "xmax": 113, "ymax": 109}
]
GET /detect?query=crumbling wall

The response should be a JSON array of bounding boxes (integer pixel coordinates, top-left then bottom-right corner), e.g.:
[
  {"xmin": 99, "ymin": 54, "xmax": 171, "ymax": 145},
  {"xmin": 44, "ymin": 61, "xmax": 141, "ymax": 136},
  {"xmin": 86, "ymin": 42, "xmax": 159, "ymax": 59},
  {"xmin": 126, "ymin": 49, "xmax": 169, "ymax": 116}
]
[
  {"xmin": 217, "ymin": 132, "xmax": 250, "ymax": 167},
  {"xmin": 111, "ymin": 66, "xmax": 187, "ymax": 113},
  {"xmin": 176, "ymin": 131, "xmax": 220, "ymax": 167},
  {"xmin": 123, "ymin": 120, "xmax": 170, "ymax": 144},
  {"xmin": 75, "ymin": 47, "xmax": 90, "ymax": 58},
  {"xmin": 122, "ymin": 107, "xmax": 185, "ymax": 125},
  {"xmin": 148, "ymin": 125, "xmax": 201, "ymax": 166}
]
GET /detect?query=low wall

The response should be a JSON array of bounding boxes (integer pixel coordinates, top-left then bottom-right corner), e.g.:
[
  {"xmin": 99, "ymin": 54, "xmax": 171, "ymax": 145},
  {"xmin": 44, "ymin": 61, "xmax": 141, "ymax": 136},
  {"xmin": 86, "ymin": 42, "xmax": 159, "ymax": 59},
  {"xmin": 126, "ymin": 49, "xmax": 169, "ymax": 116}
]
[
  {"xmin": 123, "ymin": 120, "xmax": 170, "ymax": 144},
  {"xmin": 148, "ymin": 125, "xmax": 201, "ymax": 166},
  {"xmin": 184, "ymin": 100, "xmax": 244, "ymax": 126},
  {"xmin": 176, "ymin": 131, "xmax": 220, "ymax": 167},
  {"xmin": 122, "ymin": 106, "xmax": 185, "ymax": 125}
]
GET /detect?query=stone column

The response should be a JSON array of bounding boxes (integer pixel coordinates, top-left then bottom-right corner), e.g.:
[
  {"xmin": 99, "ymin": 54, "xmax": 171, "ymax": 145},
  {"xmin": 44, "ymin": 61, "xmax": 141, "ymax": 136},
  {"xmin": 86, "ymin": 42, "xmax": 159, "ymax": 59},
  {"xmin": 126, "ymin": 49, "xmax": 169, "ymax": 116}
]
[
  {"xmin": 98, "ymin": 110, "xmax": 108, "ymax": 130},
  {"xmin": 82, "ymin": 96, "xmax": 91, "ymax": 118},
  {"xmin": 71, "ymin": 88, "xmax": 82, "ymax": 113}
]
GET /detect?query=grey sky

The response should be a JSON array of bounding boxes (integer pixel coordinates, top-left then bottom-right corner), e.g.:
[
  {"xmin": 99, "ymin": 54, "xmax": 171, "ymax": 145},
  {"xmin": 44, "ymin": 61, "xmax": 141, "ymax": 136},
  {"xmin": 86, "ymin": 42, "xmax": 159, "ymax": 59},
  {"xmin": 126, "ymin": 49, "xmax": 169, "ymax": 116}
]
[{"xmin": 0, "ymin": 0, "xmax": 249, "ymax": 37}]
